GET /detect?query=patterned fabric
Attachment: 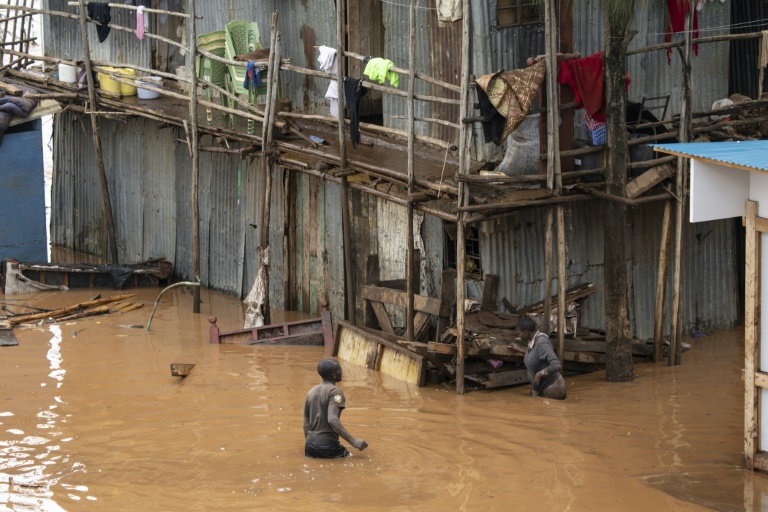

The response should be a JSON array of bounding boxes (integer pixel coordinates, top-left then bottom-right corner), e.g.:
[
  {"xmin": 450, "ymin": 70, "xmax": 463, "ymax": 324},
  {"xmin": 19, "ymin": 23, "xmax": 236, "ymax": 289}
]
[{"xmin": 474, "ymin": 59, "xmax": 546, "ymax": 144}]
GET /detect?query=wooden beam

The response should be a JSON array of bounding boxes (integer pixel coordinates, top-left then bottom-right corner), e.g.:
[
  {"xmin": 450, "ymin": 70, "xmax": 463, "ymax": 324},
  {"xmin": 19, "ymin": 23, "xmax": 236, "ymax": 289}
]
[
  {"xmin": 360, "ymin": 285, "xmax": 450, "ymax": 317},
  {"xmin": 654, "ymin": 200, "xmax": 673, "ymax": 363},
  {"xmin": 370, "ymin": 301, "xmax": 395, "ymax": 336},
  {"xmin": 435, "ymin": 269, "xmax": 456, "ymax": 340},
  {"xmin": 556, "ymin": 204, "xmax": 567, "ymax": 361},
  {"xmin": 405, "ymin": 0, "xmax": 416, "ymax": 341},
  {"xmin": 188, "ymin": 0, "xmax": 200, "ymax": 313},
  {"xmin": 480, "ymin": 274, "xmax": 499, "ymax": 311},
  {"xmin": 543, "ymin": 207, "xmax": 554, "ymax": 333},
  {"xmin": 364, "ymin": 254, "xmax": 381, "ymax": 329},
  {"xmin": 745, "ymin": 199, "xmax": 759, "ymax": 470},
  {"xmin": 625, "ymin": 164, "xmax": 675, "ymax": 199},
  {"xmin": 742, "ymin": 215, "xmax": 768, "ymax": 234},
  {"xmin": 755, "ymin": 371, "xmax": 768, "ymax": 390}
]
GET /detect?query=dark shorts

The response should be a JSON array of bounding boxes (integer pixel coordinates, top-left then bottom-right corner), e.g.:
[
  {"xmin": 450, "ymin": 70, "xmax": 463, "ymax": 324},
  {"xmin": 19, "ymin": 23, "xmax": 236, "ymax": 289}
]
[{"xmin": 304, "ymin": 440, "xmax": 350, "ymax": 459}]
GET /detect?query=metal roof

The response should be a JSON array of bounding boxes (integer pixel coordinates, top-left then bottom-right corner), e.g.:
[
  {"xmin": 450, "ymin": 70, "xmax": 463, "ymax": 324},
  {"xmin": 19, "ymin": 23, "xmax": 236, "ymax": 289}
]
[{"xmin": 653, "ymin": 141, "xmax": 768, "ymax": 173}]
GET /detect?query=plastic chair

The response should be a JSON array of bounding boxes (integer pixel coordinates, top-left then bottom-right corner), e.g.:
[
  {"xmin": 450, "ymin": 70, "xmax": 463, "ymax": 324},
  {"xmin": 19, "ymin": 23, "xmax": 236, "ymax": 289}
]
[
  {"xmin": 197, "ymin": 31, "xmax": 228, "ymax": 125},
  {"xmin": 224, "ymin": 20, "xmax": 267, "ymax": 134}
]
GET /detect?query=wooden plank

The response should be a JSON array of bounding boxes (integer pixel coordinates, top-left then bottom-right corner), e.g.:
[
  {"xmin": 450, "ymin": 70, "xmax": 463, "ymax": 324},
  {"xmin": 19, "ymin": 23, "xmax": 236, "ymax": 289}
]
[
  {"xmin": 364, "ymin": 254, "xmax": 381, "ymax": 330},
  {"xmin": 754, "ymin": 452, "xmax": 768, "ymax": 473},
  {"xmin": 335, "ymin": 321, "xmax": 426, "ymax": 386},
  {"xmin": 413, "ymin": 311, "xmax": 430, "ymax": 340},
  {"xmin": 435, "ymin": 269, "xmax": 456, "ymax": 340},
  {"xmin": 360, "ymin": 284, "xmax": 450, "ymax": 316},
  {"xmin": 556, "ymin": 204, "xmax": 566, "ymax": 360},
  {"xmin": 543, "ymin": 207, "xmax": 553, "ymax": 333},
  {"xmin": 625, "ymin": 164, "xmax": 675, "ymax": 199},
  {"xmin": 755, "ymin": 371, "xmax": 768, "ymax": 390},
  {"xmin": 370, "ymin": 301, "xmax": 395, "ymax": 335},
  {"xmin": 654, "ymin": 200, "xmax": 673, "ymax": 362},
  {"xmin": 745, "ymin": 200, "xmax": 759, "ymax": 470},
  {"xmin": 741, "ymin": 215, "xmax": 768, "ymax": 234},
  {"xmin": 7, "ymin": 293, "xmax": 135, "ymax": 325},
  {"xmin": 520, "ymin": 283, "xmax": 597, "ymax": 314},
  {"xmin": 480, "ymin": 369, "xmax": 529, "ymax": 389},
  {"xmin": 480, "ymin": 274, "xmax": 499, "ymax": 311}
]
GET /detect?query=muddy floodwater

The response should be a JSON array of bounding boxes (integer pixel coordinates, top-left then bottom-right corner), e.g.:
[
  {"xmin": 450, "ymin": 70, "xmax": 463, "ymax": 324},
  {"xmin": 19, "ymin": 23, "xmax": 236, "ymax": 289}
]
[{"xmin": 0, "ymin": 287, "xmax": 766, "ymax": 511}]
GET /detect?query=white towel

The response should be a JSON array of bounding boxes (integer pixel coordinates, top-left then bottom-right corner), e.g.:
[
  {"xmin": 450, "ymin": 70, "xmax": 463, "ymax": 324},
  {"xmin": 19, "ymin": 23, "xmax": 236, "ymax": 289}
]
[
  {"xmin": 318, "ymin": 45, "xmax": 339, "ymax": 115},
  {"xmin": 325, "ymin": 80, "xmax": 339, "ymax": 117},
  {"xmin": 317, "ymin": 45, "xmax": 337, "ymax": 73}
]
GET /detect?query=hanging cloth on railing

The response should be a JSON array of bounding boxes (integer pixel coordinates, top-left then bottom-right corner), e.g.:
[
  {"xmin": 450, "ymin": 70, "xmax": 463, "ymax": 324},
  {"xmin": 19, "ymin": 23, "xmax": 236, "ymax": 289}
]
[
  {"xmin": 344, "ymin": 77, "xmax": 368, "ymax": 148},
  {"xmin": 243, "ymin": 61, "xmax": 263, "ymax": 93},
  {"xmin": 86, "ymin": 3, "xmax": 112, "ymax": 43},
  {"xmin": 136, "ymin": 6, "xmax": 148, "ymax": 40},
  {"xmin": 665, "ymin": 0, "xmax": 699, "ymax": 65}
]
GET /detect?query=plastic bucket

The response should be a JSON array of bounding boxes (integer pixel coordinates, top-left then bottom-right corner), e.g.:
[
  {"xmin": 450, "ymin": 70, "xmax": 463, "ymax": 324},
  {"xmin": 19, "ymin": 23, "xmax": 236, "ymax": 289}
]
[
  {"xmin": 58, "ymin": 63, "xmax": 77, "ymax": 83},
  {"xmin": 136, "ymin": 76, "xmax": 162, "ymax": 100},
  {"xmin": 97, "ymin": 67, "xmax": 137, "ymax": 96}
]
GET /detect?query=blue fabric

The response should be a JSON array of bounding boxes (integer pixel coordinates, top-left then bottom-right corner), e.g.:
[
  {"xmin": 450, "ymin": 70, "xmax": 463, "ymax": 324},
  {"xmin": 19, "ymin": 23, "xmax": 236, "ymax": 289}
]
[{"xmin": 243, "ymin": 62, "xmax": 263, "ymax": 93}]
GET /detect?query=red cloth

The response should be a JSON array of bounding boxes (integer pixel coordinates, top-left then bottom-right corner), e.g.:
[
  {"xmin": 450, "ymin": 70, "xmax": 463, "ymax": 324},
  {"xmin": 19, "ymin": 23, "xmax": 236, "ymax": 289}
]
[
  {"xmin": 665, "ymin": 0, "xmax": 699, "ymax": 65},
  {"xmin": 557, "ymin": 52, "xmax": 630, "ymax": 123}
]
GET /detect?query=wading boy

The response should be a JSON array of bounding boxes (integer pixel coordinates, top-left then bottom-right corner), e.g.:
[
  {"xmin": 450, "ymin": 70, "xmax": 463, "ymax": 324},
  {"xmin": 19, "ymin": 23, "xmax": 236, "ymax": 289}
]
[{"xmin": 303, "ymin": 358, "xmax": 368, "ymax": 458}]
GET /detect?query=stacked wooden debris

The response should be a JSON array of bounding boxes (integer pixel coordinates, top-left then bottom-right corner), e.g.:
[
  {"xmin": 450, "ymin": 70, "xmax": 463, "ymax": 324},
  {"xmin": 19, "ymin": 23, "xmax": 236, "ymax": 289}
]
[{"xmin": 0, "ymin": 293, "xmax": 144, "ymax": 329}]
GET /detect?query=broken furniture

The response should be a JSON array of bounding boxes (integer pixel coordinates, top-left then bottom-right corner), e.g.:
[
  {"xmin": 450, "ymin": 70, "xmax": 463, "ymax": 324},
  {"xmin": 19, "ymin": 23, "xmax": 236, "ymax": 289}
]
[{"xmin": 208, "ymin": 306, "xmax": 333, "ymax": 347}]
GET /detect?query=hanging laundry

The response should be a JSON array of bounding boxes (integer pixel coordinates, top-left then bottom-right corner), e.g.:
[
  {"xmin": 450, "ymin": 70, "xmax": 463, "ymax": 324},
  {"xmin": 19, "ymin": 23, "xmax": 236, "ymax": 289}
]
[
  {"xmin": 760, "ymin": 31, "xmax": 768, "ymax": 98},
  {"xmin": 87, "ymin": 2, "xmax": 112, "ymax": 43},
  {"xmin": 665, "ymin": 0, "xmax": 699, "ymax": 65},
  {"xmin": 364, "ymin": 57, "xmax": 399, "ymax": 88},
  {"xmin": 136, "ymin": 6, "xmax": 148, "ymax": 40},
  {"xmin": 0, "ymin": 86, "xmax": 38, "ymax": 146},
  {"xmin": 437, "ymin": 0, "xmax": 461, "ymax": 25},
  {"xmin": 344, "ymin": 77, "xmax": 368, "ymax": 148},
  {"xmin": 475, "ymin": 87, "xmax": 506, "ymax": 146},
  {"xmin": 243, "ymin": 62, "xmax": 263, "ymax": 93},
  {"xmin": 557, "ymin": 52, "xmax": 630, "ymax": 122},
  {"xmin": 474, "ymin": 59, "xmax": 547, "ymax": 145},
  {"xmin": 317, "ymin": 45, "xmax": 339, "ymax": 116}
]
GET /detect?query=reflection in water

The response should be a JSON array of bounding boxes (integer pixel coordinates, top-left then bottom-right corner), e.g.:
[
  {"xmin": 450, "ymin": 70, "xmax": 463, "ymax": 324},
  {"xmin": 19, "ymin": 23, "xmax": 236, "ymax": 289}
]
[{"xmin": 0, "ymin": 288, "xmax": 767, "ymax": 511}]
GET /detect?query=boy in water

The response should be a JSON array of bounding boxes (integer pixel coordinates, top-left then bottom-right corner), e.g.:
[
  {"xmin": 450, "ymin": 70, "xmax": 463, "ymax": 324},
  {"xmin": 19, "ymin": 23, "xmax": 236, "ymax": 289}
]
[{"xmin": 303, "ymin": 358, "xmax": 368, "ymax": 458}]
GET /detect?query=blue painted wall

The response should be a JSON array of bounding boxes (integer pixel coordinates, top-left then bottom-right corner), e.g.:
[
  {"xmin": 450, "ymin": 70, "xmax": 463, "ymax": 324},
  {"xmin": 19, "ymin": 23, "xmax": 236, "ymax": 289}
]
[{"xmin": 0, "ymin": 118, "xmax": 47, "ymax": 262}]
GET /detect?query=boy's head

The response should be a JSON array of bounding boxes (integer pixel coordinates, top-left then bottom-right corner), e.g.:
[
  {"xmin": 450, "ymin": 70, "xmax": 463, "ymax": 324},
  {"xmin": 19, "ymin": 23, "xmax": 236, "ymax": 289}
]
[{"xmin": 317, "ymin": 358, "xmax": 342, "ymax": 382}]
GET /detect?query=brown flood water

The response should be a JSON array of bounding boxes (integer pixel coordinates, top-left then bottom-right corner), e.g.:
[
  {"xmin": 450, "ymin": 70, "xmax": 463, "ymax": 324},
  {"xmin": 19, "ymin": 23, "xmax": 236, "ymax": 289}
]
[{"xmin": 0, "ymin": 287, "xmax": 766, "ymax": 511}]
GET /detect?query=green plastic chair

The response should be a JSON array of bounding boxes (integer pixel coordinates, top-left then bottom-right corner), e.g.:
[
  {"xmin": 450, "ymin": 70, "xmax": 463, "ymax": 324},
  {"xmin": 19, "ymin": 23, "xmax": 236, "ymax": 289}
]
[
  {"xmin": 224, "ymin": 20, "xmax": 267, "ymax": 134},
  {"xmin": 197, "ymin": 31, "xmax": 227, "ymax": 125}
]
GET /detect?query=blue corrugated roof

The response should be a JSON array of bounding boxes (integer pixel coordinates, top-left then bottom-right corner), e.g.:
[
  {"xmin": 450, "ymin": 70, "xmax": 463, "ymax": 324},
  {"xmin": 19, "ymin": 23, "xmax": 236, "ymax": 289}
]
[{"xmin": 652, "ymin": 141, "xmax": 768, "ymax": 172}]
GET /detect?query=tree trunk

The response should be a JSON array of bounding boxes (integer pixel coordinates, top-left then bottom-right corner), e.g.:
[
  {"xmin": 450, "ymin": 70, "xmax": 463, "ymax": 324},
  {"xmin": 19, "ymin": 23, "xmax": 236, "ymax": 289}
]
[{"xmin": 602, "ymin": 2, "xmax": 633, "ymax": 382}]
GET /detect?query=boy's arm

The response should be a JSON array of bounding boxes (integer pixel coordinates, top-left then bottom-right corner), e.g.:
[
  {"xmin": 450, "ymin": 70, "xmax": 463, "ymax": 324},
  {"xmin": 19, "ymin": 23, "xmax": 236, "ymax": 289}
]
[
  {"xmin": 327, "ymin": 403, "xmax": 367, "ymax": 451},
  {"xmin": 303, "ymin": 400, "xmax": 309, "ymax": 438}
]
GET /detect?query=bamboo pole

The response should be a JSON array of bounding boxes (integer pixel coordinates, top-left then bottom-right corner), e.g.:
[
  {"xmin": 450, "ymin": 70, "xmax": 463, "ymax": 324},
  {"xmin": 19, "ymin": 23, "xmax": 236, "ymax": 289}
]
[
  {"xmin": 653, "ymin": 200, "xmax": 673, "ymax": 363},
  {"xmin": 337, "ymin": 0, "xmax": 356, "ymax": 325},
  {"xmin": 76, "ymin": 0, "xmax": 118, "ymax": 263},
  {"xmin": 544, "ymin": 0, "xmax": 560, "ymax": 192},
  {"xmin": 405, "ymin": 0, "xmax": 416, "ymax": 341},
  {"xmin": 669, "ymin": 1, "xmax": 693, "ymax": 366},
  {"xmin": 188, "ymin": 0, "xmax": 200, "ymax": 313},
  {"xmin": 455, "ymin": 0, "xmax": 470, "ymax": 395},
  {"xmin": 744, "ymin": 200, "xmax": 759, "ymax": 471}
]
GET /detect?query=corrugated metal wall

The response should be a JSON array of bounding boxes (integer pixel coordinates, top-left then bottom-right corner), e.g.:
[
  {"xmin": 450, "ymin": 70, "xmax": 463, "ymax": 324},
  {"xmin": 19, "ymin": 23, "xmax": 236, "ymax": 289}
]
[
  {"xmin": 477, "ymin": 202, "xmax": 740, "ymax": 340},
  {"xmin": 51, "ymin": 111, "xmax": 353, "ymax": 322}
]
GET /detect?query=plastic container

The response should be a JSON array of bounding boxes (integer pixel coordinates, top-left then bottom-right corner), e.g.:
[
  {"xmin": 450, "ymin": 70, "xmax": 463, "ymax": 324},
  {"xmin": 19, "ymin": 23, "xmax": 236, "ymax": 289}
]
[
  {"xmin": 136, "ymin": 76, "xmax": 162, "ymax": 100},
  {"xmin": 97, "ymin": 67, "xmax": 137, "ymax": 96},
  {"xmin": 58, "ymin": 63, "xmax": 77, "ymax": 83}
]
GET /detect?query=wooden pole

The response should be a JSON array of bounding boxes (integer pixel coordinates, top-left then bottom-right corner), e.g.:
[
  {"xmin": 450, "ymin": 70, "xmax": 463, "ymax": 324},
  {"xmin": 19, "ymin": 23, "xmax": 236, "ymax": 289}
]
[
  {"xmin": 653, "ymin": 199, "xmax": 673, "ymax": 362},
  {"xmin": 556, "ymin": 204, "xmax": 566, "ymax": 360},
  {"xmin": 405, "ymin": 0, "xmax": 416, "ymax": 341},
  {"xmin": 543, "ymin": 207, "xmax": 553, "ymax": 334},
  {"xmin": 669, "ymin": 0, "xmax": 693, "ymax": 365},
  {"xmin": 744, "ymin": 200, "xmax": 759, "ymax": 470},
  {"xmin": 455, "ymin": 0, "xmax": 470, "ymax": 394},
  {"xmin": 187, "ymin": 0, "xmax": 201, "ymax": 313},
  {"xmin": 544, "ymin": 0, "xmax": 561, "ymax": 192},
  {"xmin": 77, "ymin": 0, "xmax": 118, "ymax": 263},
  {"xmin": 257, "ymin": 13, "xmax": 280, "ymax": 326},
  {"xmin": 337, "ymin": 0, "xmax": 356, "ymax": 324}
]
